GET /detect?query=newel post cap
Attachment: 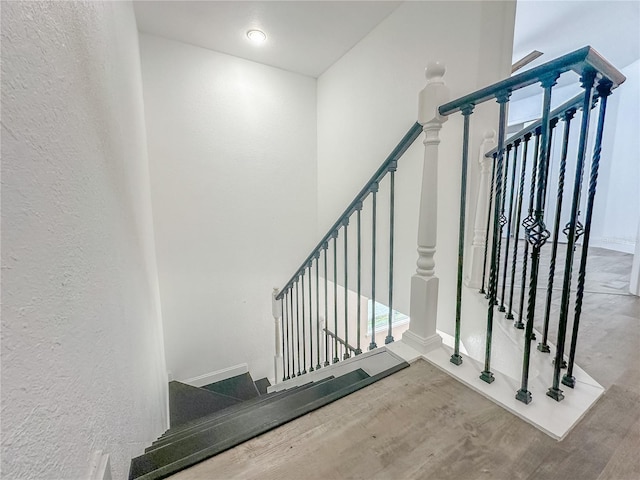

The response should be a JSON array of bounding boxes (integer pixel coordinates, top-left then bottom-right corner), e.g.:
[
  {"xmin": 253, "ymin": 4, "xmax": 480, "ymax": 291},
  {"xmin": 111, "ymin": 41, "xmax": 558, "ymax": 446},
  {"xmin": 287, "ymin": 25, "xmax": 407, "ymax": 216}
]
[{"xmin": 418, "ymin": 61, "xmax": 450, "ymax": 126}]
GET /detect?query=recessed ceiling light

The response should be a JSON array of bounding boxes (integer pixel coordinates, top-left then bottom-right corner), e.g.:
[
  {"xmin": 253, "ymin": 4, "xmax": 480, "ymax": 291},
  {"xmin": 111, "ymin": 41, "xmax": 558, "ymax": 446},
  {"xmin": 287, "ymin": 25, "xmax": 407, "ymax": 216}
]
[{"xmin": 246, "ymin": 29, "xmax": 266, "ymax": 45}]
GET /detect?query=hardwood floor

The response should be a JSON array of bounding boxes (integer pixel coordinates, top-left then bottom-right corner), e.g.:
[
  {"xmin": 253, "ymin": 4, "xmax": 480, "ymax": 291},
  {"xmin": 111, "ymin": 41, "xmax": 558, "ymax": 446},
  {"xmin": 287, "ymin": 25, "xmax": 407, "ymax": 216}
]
[{"xmin": 169, "ymin": 249, "xmax": 639, "ymax": 480}]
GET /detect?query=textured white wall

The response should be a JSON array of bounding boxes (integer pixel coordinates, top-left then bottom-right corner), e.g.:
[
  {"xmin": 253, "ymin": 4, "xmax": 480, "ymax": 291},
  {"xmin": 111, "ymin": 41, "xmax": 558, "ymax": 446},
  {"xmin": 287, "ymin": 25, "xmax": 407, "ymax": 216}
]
[
  {"xmin": 139, "ymin": 34, "xmax": 317, "ymax": 383},
  {"xmin": 1, "ymin": 2, "xmax": 168, "ymax": 479},
  {"xmin": 316, "ymin": 1, "xmax": 516, "ymax": 335}
]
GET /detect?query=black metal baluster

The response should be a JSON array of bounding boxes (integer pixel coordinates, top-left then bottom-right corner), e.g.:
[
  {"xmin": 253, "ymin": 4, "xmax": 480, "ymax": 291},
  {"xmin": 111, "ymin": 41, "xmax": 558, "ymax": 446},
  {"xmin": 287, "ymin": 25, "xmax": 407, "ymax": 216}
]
[
  {"xmin": 301, "ymin": 272, "xmax": 307, "ymax": 375},
  {"xmin": 355, "ymin": 202, "xmax": 363, "ymax": 355},
  {"xmin": 538, "ymin": 108, "xmax": 576, "ymax": 353},
  {"xmin": 563, "ymin": 81, "xmax": 612, "ymax": 388},
  {"xmin": 386, "ymin": 162, "xmax": 398, "ymax": 345},
  {"xmin": 452, "ymin": 105, "xmax": 474, "ymax": 366},
  {"xmin": 548, "ymin": 71, "xmax": 596, "ymax": 402},
  {"xmin": 506, "ymin": 134, "xmax": 531, "ymax": 320},
  {"xmin": 315, "ymin": 252, "xmax": 321, "ymax": 370},
  {"xmin": 481, "ymin": 93, "xmax": 509, "ymax": 384},
  {"xmin": 499, "ymin": 141, "xmax": 520, "ymax": 312},
  {"xmin": 284, "ymin": 290, "xmax": 290, "ymax": 380},
  {"xmin": 295, "ymin": 278, "xmax": 300, "ymax": 377},
  {"xmin": 516, "ymin": 129, "xmax": 541, "ymax": 329},
  {"xmin": 343, "ymin": 217, "xmax": 350, "ymax": 359},
  {"xmin": 281, "ymin": 295, "xmax": 286, "ymax": 382},
  {"xmin": 332, "ymin": 232, "xmax": 339, "ymax": 363},
  {"xmin": 369, "ymin": 182, "xmax": 379, "ymax": 350},
  {"xmin": 516, "ymin": 74, "xmax": 558, "ymax": 405},
  {"xmin": 481, "ymin": 154, "xmax": 497, "ymax": 296},
  {"xmin": 308, "ymin": 261, "xmax": 314, "ymax": 371},
  {"xmin": 493, "ymin": 141, "xmax": 512, "ymax": 307},
  {"xmin": 323, "ymin": 242, "xmax": 329, "ymax": 367}
]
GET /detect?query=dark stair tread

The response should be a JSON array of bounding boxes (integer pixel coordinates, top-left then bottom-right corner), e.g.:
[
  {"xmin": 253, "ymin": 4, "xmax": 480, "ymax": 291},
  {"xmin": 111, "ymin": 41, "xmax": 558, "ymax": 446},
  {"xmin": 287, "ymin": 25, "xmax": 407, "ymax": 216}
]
[
  {"xmin": 169, "ymin": 381, "xmax": 242, "ymax": 429},
  {"xmin": 130, "ymin": 366, "xmax": 408, "ymax": 480},
  {"xmin": 201, "ymin": 372, "xmax": 260, "ymax": 401},
  {"xmin": 254, "ymin": 377, "xmax": 271, "ymax": 395},
  {"xmin": 150, "ymin": 376, "xmax": 337, "ymax": 451}
]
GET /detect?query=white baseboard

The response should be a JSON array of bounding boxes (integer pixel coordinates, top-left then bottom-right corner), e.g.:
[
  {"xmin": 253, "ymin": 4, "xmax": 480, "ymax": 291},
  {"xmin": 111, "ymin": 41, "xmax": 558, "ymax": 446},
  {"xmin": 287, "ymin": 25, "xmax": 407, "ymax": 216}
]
[
  {"xmin": 87, "ymin": 451, "xmax": 111, "ymax": 480},
  {"xmin": 182, "ymin": 363, "xmax": 249, "ymax": 387}
]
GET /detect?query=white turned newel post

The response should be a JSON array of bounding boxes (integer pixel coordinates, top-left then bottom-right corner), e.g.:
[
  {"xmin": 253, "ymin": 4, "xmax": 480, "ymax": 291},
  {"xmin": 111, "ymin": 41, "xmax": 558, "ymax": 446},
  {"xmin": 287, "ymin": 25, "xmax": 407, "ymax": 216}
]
[
  {"xmin": 272, "ymin": 287, "xmax": 282, "ymax": 383},
  {"xmin": 403, "ymin": 62, "xmax": 449, "ymax": 354},
  {"xmin": 466, "ymin": 130, "xmax": 497, "ymax": 288}
]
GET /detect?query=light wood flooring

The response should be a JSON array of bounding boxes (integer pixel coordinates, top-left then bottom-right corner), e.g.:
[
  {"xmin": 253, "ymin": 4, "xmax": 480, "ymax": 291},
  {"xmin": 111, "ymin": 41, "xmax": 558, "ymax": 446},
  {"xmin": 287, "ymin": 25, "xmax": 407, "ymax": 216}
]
[{"xmin": 170, "ymin": 249, "xmax": 639, "ymax": 480}]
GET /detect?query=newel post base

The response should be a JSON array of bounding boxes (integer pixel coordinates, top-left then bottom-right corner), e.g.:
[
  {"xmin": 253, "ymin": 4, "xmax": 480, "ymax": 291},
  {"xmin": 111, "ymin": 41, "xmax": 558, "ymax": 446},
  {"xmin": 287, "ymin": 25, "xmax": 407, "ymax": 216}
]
[{"xmin": 404, "ymin": 274, "xmax": 442, "ymax": 354}]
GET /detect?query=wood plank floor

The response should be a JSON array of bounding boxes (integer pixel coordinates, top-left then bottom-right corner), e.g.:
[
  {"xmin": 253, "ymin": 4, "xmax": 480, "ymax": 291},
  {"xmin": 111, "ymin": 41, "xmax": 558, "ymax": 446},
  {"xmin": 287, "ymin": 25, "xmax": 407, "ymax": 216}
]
[{"xmin": 169, "ymin": 249, "xmax": 639, "ymax": 480}]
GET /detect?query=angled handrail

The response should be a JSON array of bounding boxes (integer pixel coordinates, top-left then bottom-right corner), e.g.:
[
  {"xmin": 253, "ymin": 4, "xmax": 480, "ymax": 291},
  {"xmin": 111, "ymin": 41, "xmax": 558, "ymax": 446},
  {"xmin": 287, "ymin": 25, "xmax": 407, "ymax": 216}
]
[
  {"xmin": 323, "ymin": 328, "xmax": 357, "ymax": 354},
  {"xmin": 276, "ymin": 122, "xmax": 423, "ymax": 300},
  {"xmin": 439, "ymin": 46, "xmax": 625, "ymax": 116}
]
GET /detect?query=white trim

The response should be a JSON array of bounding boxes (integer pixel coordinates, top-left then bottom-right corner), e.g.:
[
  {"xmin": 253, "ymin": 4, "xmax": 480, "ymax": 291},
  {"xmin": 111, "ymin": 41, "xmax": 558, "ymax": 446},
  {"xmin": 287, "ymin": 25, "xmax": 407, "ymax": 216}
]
[
  {"xmin": 182, "ymin": 363, "xmax": 249, "ymax": 387},
  {"xmin": 589, "ymin": 237, "xmax": 635, "ymax": 254},
  {"xmin": 87, "ymin": 451, "xmax": 111, "ymax": 480}
]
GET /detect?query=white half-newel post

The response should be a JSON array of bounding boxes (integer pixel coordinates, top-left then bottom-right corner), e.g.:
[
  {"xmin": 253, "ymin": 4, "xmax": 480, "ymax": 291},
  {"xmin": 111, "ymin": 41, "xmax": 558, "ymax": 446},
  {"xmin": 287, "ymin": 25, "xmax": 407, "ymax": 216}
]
[
  {"xmin": 403, "ymin": 62, "xmax": 449, "ymax": 354},
  {"xmin": 466, "ymin": 130, "xmax": 497, "ymax": 288},
  {"xmin": 272, "ymin": 287, "xmax": 282, "ymax": 384}
]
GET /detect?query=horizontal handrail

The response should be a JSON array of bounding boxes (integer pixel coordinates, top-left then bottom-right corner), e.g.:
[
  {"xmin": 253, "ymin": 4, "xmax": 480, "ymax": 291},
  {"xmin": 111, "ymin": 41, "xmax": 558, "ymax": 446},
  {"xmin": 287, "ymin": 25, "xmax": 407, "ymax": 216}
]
[
  {"xmin": 484, "ymin": 91, "xmax": 600, "ymax": 158},
  {"xmin": 323, "ymin": 327, "xmax": 357, "ymax": 353},
  {"xmin": 276, "ymin": 121, "xmax": 423, "ymax": 300},
  {"xmin": 439, "ymin": 46, "xmax": 625, "ymax": 116}
]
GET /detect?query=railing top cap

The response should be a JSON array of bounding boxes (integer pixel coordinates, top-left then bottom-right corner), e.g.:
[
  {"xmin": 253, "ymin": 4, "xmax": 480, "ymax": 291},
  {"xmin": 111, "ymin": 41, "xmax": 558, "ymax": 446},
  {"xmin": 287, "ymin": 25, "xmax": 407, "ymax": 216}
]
[{"xmin": 439, "ymin": 46, "xmax": 626, "ymax": 116}]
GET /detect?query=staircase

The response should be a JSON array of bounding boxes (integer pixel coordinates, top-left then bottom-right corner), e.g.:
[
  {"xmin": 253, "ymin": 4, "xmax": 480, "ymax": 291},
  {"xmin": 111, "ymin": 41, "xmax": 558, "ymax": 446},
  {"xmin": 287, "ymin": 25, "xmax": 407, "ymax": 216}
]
[{"xmin": 129, "ymin": 349, "xmax": 408, "ymax": 480}]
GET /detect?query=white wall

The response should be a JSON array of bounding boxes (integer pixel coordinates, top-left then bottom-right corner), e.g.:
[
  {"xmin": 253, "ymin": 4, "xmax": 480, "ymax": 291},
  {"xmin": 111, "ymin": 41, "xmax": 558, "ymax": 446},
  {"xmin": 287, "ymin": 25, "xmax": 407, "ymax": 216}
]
[
  {"xmin": 1, "ymin": 2, "xmax": 168, "ymax": 479},
  {"xmin": 139, "ymin": 34, "xmax": 317, "ymax": 383},
  {"xmin": 317, "ymin": 1, "xmax": 516, "ymax": 335}
]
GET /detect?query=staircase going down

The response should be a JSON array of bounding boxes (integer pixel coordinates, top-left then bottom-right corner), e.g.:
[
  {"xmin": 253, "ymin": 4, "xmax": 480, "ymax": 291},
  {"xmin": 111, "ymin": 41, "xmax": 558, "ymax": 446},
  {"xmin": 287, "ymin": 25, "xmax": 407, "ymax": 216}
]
[{"xmin": 129, "ymin": 349, "xmax": 408, "ymax": 480}]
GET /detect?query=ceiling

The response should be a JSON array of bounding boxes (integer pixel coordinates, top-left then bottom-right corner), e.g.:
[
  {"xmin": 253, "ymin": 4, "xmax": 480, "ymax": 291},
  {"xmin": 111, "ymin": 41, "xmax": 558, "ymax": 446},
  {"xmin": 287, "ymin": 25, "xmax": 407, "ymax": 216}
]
[
  {"xmin": 133, "ymin": 1, "xmax": 401, "ymax": 78},
  {"xmin": 134, "ymin": 1, "xmax": 640, "ymax": 81}
]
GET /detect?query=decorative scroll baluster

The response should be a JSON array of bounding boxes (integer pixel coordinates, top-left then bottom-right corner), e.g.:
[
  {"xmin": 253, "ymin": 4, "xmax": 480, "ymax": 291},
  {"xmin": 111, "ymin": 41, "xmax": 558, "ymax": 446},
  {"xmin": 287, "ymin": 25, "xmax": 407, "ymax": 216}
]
[
  {"xmin": 451, "ymin": 105, "xmax": 474, "ymax": 365},
  {"xmin": 355, "ymin": 203, "xmax": 363, "ymax": 355},
  {"xmin": 539, "ymin": 108, "xmax": 576, "ymax": 353},
  {"xmin": 563, "ymin": 81, "xmax": 612, "ymax": 388},
  {"xmin": 308, "ymin": 262, "xmax": 314, "ymax": 371},
  {"xmin": 496, "ymin": 143, "xmax": 512, "ymax": 311},
  {"xmin": 480, "ymin": 93, "xmax": 509, "ymax": 384},
  {"xmin": 517, "ymin": 74, "xmax": 558, "ymax": 404},
  {"xmin": 323, "ymin": 242, "xmax": 329, "ymax": 367},
  {"xmin": 301, "ymin": 272, "xmax": 307, "ymax": 375},
  {"xmin": 332, "ymin": 232, "xmax": 339, "ymax": 363},
  {"xmin": 481, "ymin": 154, "xmax": 497, "ymax": 296},
  {"xmin": 548, "ymin": 71, "xmax": 596, "ymax": 402},
  {"xmin": 506, "ymin": 134, "xmax": 531, "ymax": 320},
  {"xmin": 369, "ymin": 182, "xmax": 379, "ymax": 351},
  {"xmin": 343, "ymin": 217, "xmax": 350, "ymax": 359},
  {"xmin": 499, "ymin": 141, "xmax": 519, "ymax": 312},
  {"xmin": 315, "ymin": 252, "xmax": 321, "ymax": 370},
  {"xmin": 386, "ymin": 162, "xmax": 397, "ymax": 345},
  {"xmin": 516, "ymin": 129, "xmax": 541, "ymax": 329},
  {"xmin": 294, "ymin": 280, "xmax": 300, "ymax": 377}
]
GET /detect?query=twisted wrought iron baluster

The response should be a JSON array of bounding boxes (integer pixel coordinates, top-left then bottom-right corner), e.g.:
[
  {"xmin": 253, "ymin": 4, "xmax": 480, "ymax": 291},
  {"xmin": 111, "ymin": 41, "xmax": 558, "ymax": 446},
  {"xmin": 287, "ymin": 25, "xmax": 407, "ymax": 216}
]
[
  {"xmin": 499, "ymin": 142, "xmax": 519, "ymax": 312},
  {"xmin": 539, "ymin": 108, "xmax": 576, "ymax": 353},
  {"xmin": 506, "ymin": 133, "xmax": 531, "ymax": 320},
  {"xmin": 481, "ymin": 154, "xmax": 497, "ymax": 296},
  {"xmin": 481, "ymin": 93, "xmax": 509, "ymax": 384},
  {"xmin": 516, "ymin": 129, "xmax": 541, "ymax": 329},
  {"xmin": 563, "ymin": 81, "xmax": 611, "ymax": 389},
  {"xmin": 547, "ymin": 70, "xmax": 596, "ymax": 402}
]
